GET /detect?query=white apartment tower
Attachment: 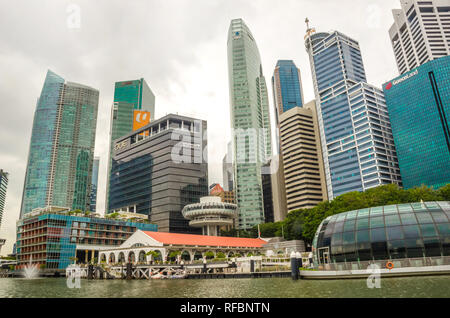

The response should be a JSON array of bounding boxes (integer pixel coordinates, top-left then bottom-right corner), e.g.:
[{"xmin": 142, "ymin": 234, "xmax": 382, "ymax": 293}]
[{"xmin": 389, "ymin": 0, "xmax": 450, "ymax": 74}]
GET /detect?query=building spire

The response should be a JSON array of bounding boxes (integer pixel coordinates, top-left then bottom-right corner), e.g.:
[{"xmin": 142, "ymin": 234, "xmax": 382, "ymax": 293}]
[{"xmin": 305, "ymin": 17, "xmax": 310, "ymax": 31}]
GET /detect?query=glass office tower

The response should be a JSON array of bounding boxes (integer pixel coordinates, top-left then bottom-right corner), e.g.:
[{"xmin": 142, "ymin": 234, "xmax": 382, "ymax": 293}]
[
  {"xmin": 305, "ymin": 29, "xmax": 402, "ymax": 200},
  {"xmin": 106, "ymin": 79, "xmax": 155, "ymax": 211},
  {"xmin": 20, "ymin": 70, "xmax": 99, "ymax": 217},
  {"xmin": 109, "ymin": 114, "xmax": 208, "ymax": 234},
  {"xmin": 383, "ymin": 56, "xmax": 450, "ymax": 190},
  {"xmin": 227, "ymin": 18, "xmax": 273, "ymax": 229},
  {"xmin": 0, "ymin": 169, "xmax": 8, "ymax": 227},
  {"xmin": 90, "ymin": 157, "xmax": 100, "ymax": 212},
  {"xmin": 272, "ymin": 60, "xmax": 304, "ymax": 127}
]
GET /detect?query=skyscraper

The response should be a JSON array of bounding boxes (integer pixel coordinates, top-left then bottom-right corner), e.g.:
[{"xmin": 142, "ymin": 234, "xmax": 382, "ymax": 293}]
[
  {"xmin": 106, "ymin": 79, "xmax": 155, "ymax": 211},
  {"xmin": 389, "ymin": 0, "xmax": 450, "ymax": 75},
  {"xmin": 90, "ymin": 157, "xmax": 100, "ymax": 212},
  {"xmin": 222, "ymin": 141, "xmax": 234, "ymax": 191},
  {"xmin": 305, "ymin": 26, "xmax": 402, "ymax": 200},
  {"xmin": 383, "ymin": 55, "xmax": 450, "ymax": 189},
  {"xmin": 108, "ymin": 114, "xmax": 208, "ymax": 234},
  {"xmin": 272, "ymin": 60, "xmax": 304, "ymax": 127},
  {"xmin": 0, "ymin": 169, "xmax": 8, "ymax": 228},
  {"xmin": 20, "ymin": 70, "xmax": 99, "ymax": 217},
  {"xmin": 227, "ymin": 18, "xmax": 272, "ymax": 229},
  {"xmin": 279, "ymin": 101, "xmax": 328, "ymax": 211}
]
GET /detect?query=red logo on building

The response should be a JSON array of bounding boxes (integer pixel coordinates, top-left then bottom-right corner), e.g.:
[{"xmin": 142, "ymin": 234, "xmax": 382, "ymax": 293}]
[{"xmin": 385, "ymin": 82, "xmax": 393, "ymax": 90}]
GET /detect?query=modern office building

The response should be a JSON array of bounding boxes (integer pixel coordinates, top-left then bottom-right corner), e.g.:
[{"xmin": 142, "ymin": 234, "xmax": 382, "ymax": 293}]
[
  {"xmin": 106, "ymin": 79, "xmax": 155, "ymax": 212},
  {"xmin": 278, "ymin": 101, "xmax": 328, "ymax": 212},
  {"xmin": 89, "ymin": 157, "xmax": 100, "ymax": 212},
  {"xmin": 210, "ymin": 184, "xmax": 236, "ymax": 205},
  {"xmin": 0, "ymin": 169, "xmax": 8, "ymax": 228},
  {"xmin": 182, "ymin": 196, "xmax": 238, "ymax": 236},
  {"xmin": 383, "ymin": 56, "xmax": 450, "ymax": 190},
  {"xmin": 272, "ymin": 60, "xmax": 304, "ymax": 127},
  {"xmin": 305, "ymin": 26, "xmax": 402, "ymax": 200},
  {"xmin": 16, "ymin": 206, "xmax": 157, "ymax": 270},
  {"xmin": 312, "ymin": 202, "xmax": 450, "ymax": 269},
  {"xmin": 222, "ymin": 141, "xmax": 234, "ymax": 191},
  {"xmin": 261, "ymin": 163, "xmax": 274, "ymax": 224},
  {"xmin": 227, "ymin": 18, "xmax": 273, "ymax": 229},
  {"xmin": 20, "ymin": 70, "xmax": 99, "ymax": 217},
  {"xmin": 389, "ymin": 0, "xmax": 450, "ymax": 75},
  {"xmin": 108, "ymin": 114, "xmax": 208, "ymax": 234}
]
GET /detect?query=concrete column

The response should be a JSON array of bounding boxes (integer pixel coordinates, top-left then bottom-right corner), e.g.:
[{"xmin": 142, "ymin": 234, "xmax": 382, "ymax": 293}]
[{"xmin": 85, "ymin": 250, "xmax": 88, "ymax": 263}]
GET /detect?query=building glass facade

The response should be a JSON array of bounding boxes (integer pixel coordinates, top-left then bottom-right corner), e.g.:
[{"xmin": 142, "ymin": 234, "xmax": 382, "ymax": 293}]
[
  {"xmin": 383, "ymin": 56, "xmax": 450, "ymax": 190},
  {"xmin": 109, "ymin": 114, "xmax": 208, "ymax": 234},
  {"xmin": 20, "ymin": 71, "xmax": 99, "ymax": 217},
  {"xmin": 90, "ymin": 157, "xmax": 99, "ymax": 212},
  {"xmin": 16, "ymin": 209, "xmax": 157, "ymax": 269},
  {"xmin": 0, "ymin": 169, "xmax": 8, "ymax": 228},
  {"xmin": 305, "ymin": 30, "xmax": 402, "ymax": 199},
  {"xmin": 106, "ymin": 79, "xmax": 156, "ymax": 212},
  {"xmin": 227, "ymin": 18, "xmax": 273, "ymax": 229},
  {"xmin": 272, "ymin": 60, "xmax": 304, "ymax": 127},
  {"xmin": 312, "ymin": 202, "xmax": 450, "ymax": 267}
]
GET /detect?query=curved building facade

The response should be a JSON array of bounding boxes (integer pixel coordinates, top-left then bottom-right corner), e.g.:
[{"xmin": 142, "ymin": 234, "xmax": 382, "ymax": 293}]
[
  {"xmin": 312, "ymin": 202, "xmax": 450, "ymax": 269},
  {"xmin": 182, "ymin": 196, "xmax": 237, "ymax": 236}
]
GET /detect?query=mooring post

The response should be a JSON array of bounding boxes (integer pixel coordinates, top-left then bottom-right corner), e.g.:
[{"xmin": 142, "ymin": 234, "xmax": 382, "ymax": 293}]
[
  {"xmin": 87, "ymin": 264, "xmax": 94, "ymax": 280},
  {"xmin": 296, "ymin": 252, "xmax": 302, "ymax": 279},
  {"xmin": 290, "ymin": 251, "xmax": 298, "ymax": 281},
  {"xmin": 126, "ymin": 263, "xmax": 132, "ymax": 280}
]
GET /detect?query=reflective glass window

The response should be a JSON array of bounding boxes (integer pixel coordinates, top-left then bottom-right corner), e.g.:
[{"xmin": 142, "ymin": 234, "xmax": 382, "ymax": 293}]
[
  {"xmin": 343, "ymin": 219, "xmax": 356, "ymax": 232},
  {"xmin": 403, "ymin": 225, "xmax": 421, "ymax": 239},
  {"xmin": 386, "ymin": 226, "xmax": 404, "ymax": 240},
  {"xmin": 356, "ymin": 230, "xmax": 370, "ymax": 243},
  {"xmin": 343, "ymin": 231, "xmax": 355, "ymax": 244},
  {"xmin": 346, "ymin": 210, "xmax": 358, "ymax": 220},
  {"xmin": 405, "ymin": 238, "xmax": 424, "ymax": 258},
  {"xmin": 400, "ymin": 213, "xmax": 418, "ymax": 225},
  {"xmin": 420, "ymin": 223, "xmax": 438, "ymax": 237},
  {"xmin": 431, "ymin": 212, "xmax": 448, "ymax": 223},
  {"xmin": 356, "ymin": 217, "xmax": 369, "ymax": 230},
  {"xmin": 331, "ymin": 232, "xmax": 342, "ymax": 245},
  {"xmin": 388, "ymin": 240, "xmax": 407, "ymax": 259},
  {"xmin": 385, "ymin": 214, "xmax": 401, "ymax": 226},
  {"xmin": 371, "ymin": 228, "xmax": 386, "ymax": 242},
  {"xmin": 383, "ymin": 205, "xmax": 398, "ymax": 215},
  {"xmin": 357, "ymin": 208, "xmax": 370, "ymax": 218},
  {"xmin": 370, "ymin": 216, "xmax": 384, "ymax": 228},
  {"xmin": 356, "ymin": 242, "xmax": 372, "ymax": 261},
  {"xmin": 370, "ymin": 206, "xmax": 383, "ymax": 216},
  {"xmin": 411, "ymin": 202, "xmax": 427, "ymax": 212},
  {"xmin": 415, "ymin": 212, "xmax": 434, "ymax": 224},
  {"xmin": 423, "ymin": 237, "xmax": 442, "ymax": 257},
  {"xmin": 397, "ymin": 203, "xmax": 413, "ymax": 213},
  {"xmin": 372, "ymin": 241, "xmax": 388, "ymax": 260},
  {"xmin": 436, "ymin": 223, "xmax": 450, "ymax": 237},
  {"xmin": 334, "ymin": 221, "xmax": 344, "ymax": 233}
]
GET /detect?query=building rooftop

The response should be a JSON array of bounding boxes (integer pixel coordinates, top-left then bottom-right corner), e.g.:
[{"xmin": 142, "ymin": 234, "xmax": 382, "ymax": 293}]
[{"xmin": 143, "ymin": 231, "xmax": 267, "ymax": 248}]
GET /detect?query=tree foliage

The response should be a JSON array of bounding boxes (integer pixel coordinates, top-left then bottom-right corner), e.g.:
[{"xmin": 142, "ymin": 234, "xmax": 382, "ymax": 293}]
[{"xmin": 222, "ymin": 184, "xmax": 450, "ymax": 245}]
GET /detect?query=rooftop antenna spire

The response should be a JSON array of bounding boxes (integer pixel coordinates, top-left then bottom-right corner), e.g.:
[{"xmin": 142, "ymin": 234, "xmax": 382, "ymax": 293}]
[{"xmin": 305, "ymin": 17, "xmax": 310, "ymax": 31}]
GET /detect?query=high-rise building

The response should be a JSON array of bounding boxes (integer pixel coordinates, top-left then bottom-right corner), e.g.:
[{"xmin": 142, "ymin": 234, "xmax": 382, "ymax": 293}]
[
  {"xmin": 305, "ymin": 26, "xmax": 402, "ymax": 200},
  {"xmin": 20, "ymin": 70, "xmax": 99, "ymax": 217},
  {"xmin": 389, "ymin": 0, "xmax": 450, "ymax": 75},
  {"xmin": 222, "ymin": 141, "xmax": 234, "ymax": 191},
  {"xmin": 106, "ymin": 79, "xmax": 155, "ymax": 212},
  {"xmin": 0, "ymin": 169, "xmax": 8, "ymax": 228},
  {"xmin": 90, "ymin": 157, "xmax": 100, "ymax": 212},
  {"xmin": 272, "ymin": 60, "xmax": 304, "ymax": 127},
  {"xmin": 227, "ymin": 18, "xmax": 273, "ymax": 229},
  {"xmin": 109, "ymin": 114, "xmax": 208, "ymax": 234},
  {"xmin": 279, "ymin": 101, "xmax": 328, "ymax": 211},
  {"xmin": 383, "ymin": 55, "xmax": 450, "ymax": 189}
]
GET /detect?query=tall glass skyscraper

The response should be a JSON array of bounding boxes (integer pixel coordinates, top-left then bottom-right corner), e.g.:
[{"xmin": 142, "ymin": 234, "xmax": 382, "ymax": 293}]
[
  {"xmin": 0, "ymin": 169, "xmax": 8, "ymax": 228},
  {"xmin": 305, "ymin": 28, "xmax": 402, "ymax": 199},
  {"xmin": 272, "ymin": 60, "xmax": 304, "ymax": 127},
  {"xmin": 90, "ymin": 157, "xmax": 100, "ymax": 212},
  {"xmin": 20, "ymin": 70, "xmax": 99, "ymax": 217},
  {"xmin": 227, "ymin": 18, "xmax": 272, "ymax": 229},
  {"xmin": 106, "ymin": 79, "xmax": 155, "ymax": 212},
  {"xmin": 383, "ymin": 56, "xmax": 450, "ymax": 189}
]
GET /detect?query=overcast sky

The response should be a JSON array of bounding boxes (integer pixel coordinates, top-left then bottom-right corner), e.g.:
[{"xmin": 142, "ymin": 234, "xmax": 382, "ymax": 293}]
[{"xmin": 0, "ymin": 0, "xmax": 401, "ymax": 255}]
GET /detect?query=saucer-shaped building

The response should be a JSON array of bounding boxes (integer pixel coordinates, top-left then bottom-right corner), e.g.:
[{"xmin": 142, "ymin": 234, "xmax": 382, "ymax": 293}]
[
  {"xmin": 312, "ymin": 201, "xmax": 450, "ymax": 269},
  {"xmin": 182, "ymin": 196, "xmax": 238, "ymax": 236}
]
